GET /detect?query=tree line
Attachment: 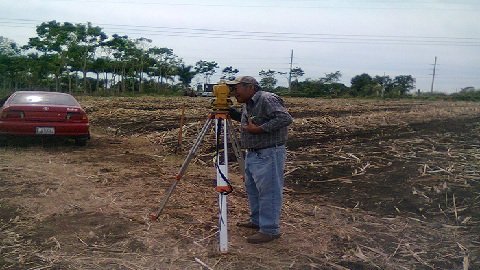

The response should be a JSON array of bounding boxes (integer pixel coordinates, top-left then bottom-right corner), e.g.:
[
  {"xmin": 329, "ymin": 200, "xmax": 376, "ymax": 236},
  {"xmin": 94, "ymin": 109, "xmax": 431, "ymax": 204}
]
[{"xmin": 1, "ymin": 20, "xmax": 418, "ymax": 97}]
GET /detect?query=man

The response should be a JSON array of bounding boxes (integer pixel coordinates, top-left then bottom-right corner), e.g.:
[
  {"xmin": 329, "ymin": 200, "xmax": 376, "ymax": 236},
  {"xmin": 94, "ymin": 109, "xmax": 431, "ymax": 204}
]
[{"xmin": 227, "ymin": 76, "xmax": 293, "ymax": 244}]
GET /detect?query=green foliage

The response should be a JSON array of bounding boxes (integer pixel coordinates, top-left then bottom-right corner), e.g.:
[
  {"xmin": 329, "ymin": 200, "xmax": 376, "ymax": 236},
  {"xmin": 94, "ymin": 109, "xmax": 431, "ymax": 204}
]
[
  {"xmin": 350, "ymin": 73, "xmax": 373, "ymax": 96},
  {"xmin": 1, "ymin": 21, "xmax": 199, "ymax": 95},
  {"xmin": 259, "ymin": 69, "xmax": 278, "ymax": 91},
  {"xmin": 290, "ymin": 67, "xmax": 304, "ymax": 81},
  {"xmin": 221, "ymin": 66, "xmax": 239, "ymax": 80},
  {"xmin": 177, "ymin": 64, "xmax": 196, "ymax": 86},
  {"xmin": 194, "ymin": 60, "xmax": 219, "ymax": 84},
  {"xmin": 147, "ymin": 47, "xmax": 178, "ymax": 85},
  {"xmin": 392, "ymin": 75, "xmax": 415, "ymax": 95},
  {"xmin": 414, "ymin": 92, "xmax": 451, "ymax": 101},
  {"xmin": 348, "ymin": 73, "xmax": 416, "ymax": 98},
  {"xmin": 411, "ymin": 90, "xmax": 480, "ymax": 102},
  {"xmin": 450, "ymin": 89, "xmax": 480, "ymax": 101},
  {"xmin": 0, "ymin": 36, "xmax": 20, "ymax": 55},
  {"xmin": 321, "ymin": 71, "xmax": 342, "ymax": 84},
  {"xmin": 288, "ymin": 79, "xmax": 349, "ymax": 97}
]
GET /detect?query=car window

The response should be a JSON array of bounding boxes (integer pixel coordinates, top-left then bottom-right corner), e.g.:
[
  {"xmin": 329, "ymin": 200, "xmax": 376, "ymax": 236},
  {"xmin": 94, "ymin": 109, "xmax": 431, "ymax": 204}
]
[
  {"xmin": 10, "ymin": 93, "xmax": 79, "ymax": 106},
  {"xmin": 0, "ymin": 96, "xmax": 9, "ymax": 107}
]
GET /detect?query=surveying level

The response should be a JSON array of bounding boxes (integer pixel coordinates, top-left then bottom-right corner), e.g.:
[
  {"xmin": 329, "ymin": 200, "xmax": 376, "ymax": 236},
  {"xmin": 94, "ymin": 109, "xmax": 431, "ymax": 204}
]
[
  {"xmin": 211, "ymin": 82, "xmax": 233, "ymax": 111},
  {"xmin": 150, "ymin": 82, "xmax": 244, "ymax": 253}
]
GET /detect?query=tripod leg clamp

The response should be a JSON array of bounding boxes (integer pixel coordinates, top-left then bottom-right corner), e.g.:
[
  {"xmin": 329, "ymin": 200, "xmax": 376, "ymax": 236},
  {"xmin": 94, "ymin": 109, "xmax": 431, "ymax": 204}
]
[{"xmin": 216, "ymin": 185, "xmax": 233, "ymax": 194}]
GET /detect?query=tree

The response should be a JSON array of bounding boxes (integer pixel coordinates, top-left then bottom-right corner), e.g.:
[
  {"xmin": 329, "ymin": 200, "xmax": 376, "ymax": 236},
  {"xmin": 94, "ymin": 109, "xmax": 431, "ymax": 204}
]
[
  {"xmin": 392, "ymin": 75, "xmax": 415, "ymax": 96},
  {"xmin": 373, "ymin": 75, "xmax": 393, "ymax": 97},
  {"xmin": 460, "ymin": 86, "xmax": 475, "ymax": 93},
  {"xmin": 290, "ymin": 67, "xmax": 304, "ymax": 81},
  {"xmin": 26, "ymin": 21, "xmax": 79, "ymax": 91},
  {"xmin": 0, "ymin": 37, "xmax": 21, "ymax": 91},
  {"xmin": 132, "ymin": 37, "xmax": 151, "ymax": 93},
  {"xmin": 221, "ymin": 66, "xmax": 239, "ymax": 80},
  {"xmin": 259, "ymin": 69, "xmax": 277, "ymax": 91},
  {"xmin": 0, "ymin": 36, "xmax": 20, "ymax": 56},
  {"xmin": 177, "ymin": 64, "xmax": 196, "ymax": 87},
  {"xmin": 102, "ymin": 34, "xmax": 136, "ymax": 93},
  {"xmin": 320, "ymin": 71, "xmax": 342, "ymax": 84},
  {"xmin": 73, "ymin": 22, "xmax": 107, "ymax": 93},
  {"xmin": 148, "ymin": 47, "xmax": 178, "ymax": 86},
  {"xmin": 350, "ymin": 73, "xmax": 374, "ymax": 96},
  {"xmin": 194, "ymin": 60, "xmax": 218, "ymax": 85}
]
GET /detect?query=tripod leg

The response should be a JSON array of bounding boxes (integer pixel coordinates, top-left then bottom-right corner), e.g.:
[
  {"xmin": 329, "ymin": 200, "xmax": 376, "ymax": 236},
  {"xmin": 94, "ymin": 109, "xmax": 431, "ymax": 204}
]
[
  {"xmin": 150, "ymin": 117, "xmax": 214, "ymax": 220},
  {"xmin": 227, "ymin": 119, "xmax": 245, "ymax": 179},
  {"xmin": 216, "ymin": 118, "xmax": 229, "ymax": 253},
  {"xmin": 177, "ymin": 117, "xmax": 214, "ymax": 178}
]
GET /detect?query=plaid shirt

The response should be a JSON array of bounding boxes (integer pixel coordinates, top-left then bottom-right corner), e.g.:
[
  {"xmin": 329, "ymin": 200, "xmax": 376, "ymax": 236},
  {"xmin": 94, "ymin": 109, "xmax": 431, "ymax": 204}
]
[{"xmin": 240, "ymin": 91, "xmax": 293, "ymax": 149}]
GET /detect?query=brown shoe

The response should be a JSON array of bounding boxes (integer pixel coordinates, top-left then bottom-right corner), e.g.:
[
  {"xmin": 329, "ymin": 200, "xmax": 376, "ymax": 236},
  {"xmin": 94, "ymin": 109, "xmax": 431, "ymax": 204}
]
[
  {"xmin": 246, "ymin": 232, "xmax": 280, "ymax": 244},
  {"xmin": 236, "ymin": 221, "xmax": 259, "ymax": 229}
]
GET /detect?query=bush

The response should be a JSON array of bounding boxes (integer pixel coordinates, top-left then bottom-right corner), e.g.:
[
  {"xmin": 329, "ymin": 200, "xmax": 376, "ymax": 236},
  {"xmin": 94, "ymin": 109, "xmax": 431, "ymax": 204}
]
[{"xmin": 451, "ymin": 90, "xmax": 480, "ymax": 101}]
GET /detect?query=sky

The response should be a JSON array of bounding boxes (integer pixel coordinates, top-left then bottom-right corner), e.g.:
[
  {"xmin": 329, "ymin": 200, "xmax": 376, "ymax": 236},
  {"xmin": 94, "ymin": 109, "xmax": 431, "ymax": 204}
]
[{"xmin": 0, "ymin": 0, "xmax": 479, "ymax": 93}]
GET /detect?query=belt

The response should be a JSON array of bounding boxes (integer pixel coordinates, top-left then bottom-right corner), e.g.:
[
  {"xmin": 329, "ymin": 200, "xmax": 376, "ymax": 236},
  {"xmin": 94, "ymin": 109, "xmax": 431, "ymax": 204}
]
[{"xmin": 247, "ymin": 143, "xmax": 284, "ymax": 152}]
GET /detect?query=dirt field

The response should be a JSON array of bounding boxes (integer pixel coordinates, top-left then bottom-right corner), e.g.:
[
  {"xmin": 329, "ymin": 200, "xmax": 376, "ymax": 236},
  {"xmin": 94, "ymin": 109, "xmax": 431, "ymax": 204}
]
[{"xmin": 1, "ymin": 96, "xmax": 479, "ymax": 269}]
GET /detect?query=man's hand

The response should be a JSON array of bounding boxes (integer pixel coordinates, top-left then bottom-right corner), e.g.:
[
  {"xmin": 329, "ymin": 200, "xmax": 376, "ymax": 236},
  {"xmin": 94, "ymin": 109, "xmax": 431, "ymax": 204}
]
[
  {"xmin": 242, "ymin": 118, "xmax": 264, "ymax": 134},
  {"xmin": 228, "ymin": 107, "xmax": 242, "ymax": 122}
]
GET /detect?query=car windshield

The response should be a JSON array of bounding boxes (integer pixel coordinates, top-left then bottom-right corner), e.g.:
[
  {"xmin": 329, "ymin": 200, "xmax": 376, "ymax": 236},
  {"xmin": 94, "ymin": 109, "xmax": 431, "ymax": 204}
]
[{"xmin": 10, "ymin": 92, "xmax": 79, "ymax": 106}]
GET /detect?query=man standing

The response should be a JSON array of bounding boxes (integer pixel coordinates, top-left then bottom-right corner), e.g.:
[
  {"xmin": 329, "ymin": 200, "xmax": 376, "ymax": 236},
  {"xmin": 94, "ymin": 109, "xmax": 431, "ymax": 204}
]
[{"xmin": 227, "ymin": 76, "xmax": 293, "ymax": 244}]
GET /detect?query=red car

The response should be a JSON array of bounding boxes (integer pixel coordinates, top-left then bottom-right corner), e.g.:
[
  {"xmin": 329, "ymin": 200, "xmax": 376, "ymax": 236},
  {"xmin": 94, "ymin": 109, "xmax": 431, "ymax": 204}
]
[{"xmin": 0, "ymin": 91, "xmax": 90, "ymax": 146}]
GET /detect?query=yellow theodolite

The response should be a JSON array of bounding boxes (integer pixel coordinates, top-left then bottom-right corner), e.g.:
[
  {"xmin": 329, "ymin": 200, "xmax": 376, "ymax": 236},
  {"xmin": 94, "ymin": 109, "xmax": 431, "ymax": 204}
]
[{"xmin": 212, "ymin": 82, "xmax": 233, "ymax": 111}]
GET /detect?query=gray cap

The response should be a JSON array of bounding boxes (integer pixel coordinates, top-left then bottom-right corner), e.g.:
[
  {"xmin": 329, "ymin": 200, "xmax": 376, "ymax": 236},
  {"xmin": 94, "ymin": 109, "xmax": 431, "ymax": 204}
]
[{"xmin": 226, "ymin": 76, "xmax": 259, "ymax": 86}]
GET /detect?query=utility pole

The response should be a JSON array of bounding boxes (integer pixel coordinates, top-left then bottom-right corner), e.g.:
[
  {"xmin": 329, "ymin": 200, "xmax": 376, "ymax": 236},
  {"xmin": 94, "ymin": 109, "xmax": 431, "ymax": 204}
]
[
  {"xmin": 430, "ymin": 56, "xmax": 437, "ymax": 93},
  {"xmin": 288, "ymin": 49, "xmax": 293, "ymax": 92}
]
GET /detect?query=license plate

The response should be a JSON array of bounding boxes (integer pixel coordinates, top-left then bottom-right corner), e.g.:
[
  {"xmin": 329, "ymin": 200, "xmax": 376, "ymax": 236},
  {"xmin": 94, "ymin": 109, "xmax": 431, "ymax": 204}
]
[{"xmin": 36, "ymin": 127, "xmax": 55, "ymax": 135}]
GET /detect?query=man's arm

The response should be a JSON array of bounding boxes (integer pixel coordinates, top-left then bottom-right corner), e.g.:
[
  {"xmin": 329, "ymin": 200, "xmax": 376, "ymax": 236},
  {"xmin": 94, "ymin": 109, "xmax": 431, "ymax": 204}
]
[
  {"xmin": 260, "ymin": 111, "xmax": 293, "ymax": 133},
  {"xmin": 259, "ymin": 95, "xmax": 293, "ymax": 132},
  {"xmin": 229, "ymin": 107, "xmax": 242, "ymax": 122}
]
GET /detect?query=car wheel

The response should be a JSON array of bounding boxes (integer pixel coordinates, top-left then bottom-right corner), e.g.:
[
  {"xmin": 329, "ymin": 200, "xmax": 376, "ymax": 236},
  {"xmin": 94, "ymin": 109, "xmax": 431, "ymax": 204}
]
[{"xmin": 74, "ymin": 138, "xmax": 88, "ymax": 146}]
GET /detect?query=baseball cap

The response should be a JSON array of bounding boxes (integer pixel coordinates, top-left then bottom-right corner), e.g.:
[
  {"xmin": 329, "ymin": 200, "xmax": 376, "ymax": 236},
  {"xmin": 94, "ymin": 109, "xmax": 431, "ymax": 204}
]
[{"xmin": 226, "ymin": 76, "xmax": 259, "ymax": 86}]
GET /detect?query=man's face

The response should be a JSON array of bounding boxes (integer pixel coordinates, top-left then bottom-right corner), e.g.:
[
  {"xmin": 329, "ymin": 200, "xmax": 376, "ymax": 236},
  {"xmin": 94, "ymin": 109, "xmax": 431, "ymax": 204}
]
[{"xmin": 231, "ymin": 83, "xmax": 254, "ymax": 103}]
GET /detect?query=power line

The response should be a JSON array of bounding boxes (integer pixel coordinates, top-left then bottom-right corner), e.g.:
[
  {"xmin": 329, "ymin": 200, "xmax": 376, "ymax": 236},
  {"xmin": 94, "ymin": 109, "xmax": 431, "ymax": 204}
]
[
  {"xmin": 1, "ymin": 18, "xmax": 479, "ymax": 47},
  {"xmin": 102, "ymin": 24, "xmax": 480, "ymax": 41},
  {"xmin": 2, "ymin": 18, "xmax": 479, "ymax": 41}
]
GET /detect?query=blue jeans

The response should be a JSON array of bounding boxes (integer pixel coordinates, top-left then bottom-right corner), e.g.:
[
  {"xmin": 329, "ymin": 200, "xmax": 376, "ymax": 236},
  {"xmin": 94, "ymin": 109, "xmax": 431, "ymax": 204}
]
[{"xmin": 244, "ymin": 145, "xmax": 286, "ymax": 235}]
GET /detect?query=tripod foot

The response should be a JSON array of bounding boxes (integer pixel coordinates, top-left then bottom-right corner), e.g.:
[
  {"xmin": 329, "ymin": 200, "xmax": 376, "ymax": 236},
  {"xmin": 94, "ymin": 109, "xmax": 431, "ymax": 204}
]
[{"xmin": 149, "ymin": 212, "xmax": 159, "ymax": 221}]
